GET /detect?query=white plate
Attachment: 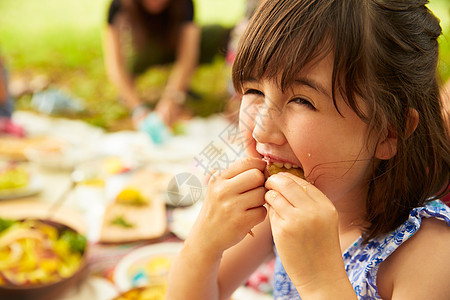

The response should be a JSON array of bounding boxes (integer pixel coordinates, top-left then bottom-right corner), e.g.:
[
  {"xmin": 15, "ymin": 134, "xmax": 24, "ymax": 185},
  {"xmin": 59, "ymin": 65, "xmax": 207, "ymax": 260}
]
[
  {"xmin": 0, "ymin": 174, "xmax": 42, "ymax": 200},
  {"xmin": 60, "ymin": 275, "xmax": 118, "ymax": 300},
  {"xmin": 170, "ymin": 201, "xmax": 202, "ymax": 240},
  {"xmin": 23, "ymin": 134, "xmax": 98, "ymax": 171},
  {"xmin": 113, "ymin": 242, "xmax": 183, "ymax": 292}
]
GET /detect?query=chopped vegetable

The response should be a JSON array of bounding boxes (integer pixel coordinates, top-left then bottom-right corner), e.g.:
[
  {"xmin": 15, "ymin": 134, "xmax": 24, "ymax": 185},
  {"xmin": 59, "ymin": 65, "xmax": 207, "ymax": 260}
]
[
  {"xmin": 111, "ymin": 215, "xmax": 134, "ymax": 228},
  {"xmin": 0, "ymin": 218, "xmax": 16, "ymax": 233},
  {"xmin": 60, "ymin": 230, "xmax": 87, "ymax": 253},
  {"xmin": 115, "ymin": 187, "xmax": 149, "ymax": 206}
]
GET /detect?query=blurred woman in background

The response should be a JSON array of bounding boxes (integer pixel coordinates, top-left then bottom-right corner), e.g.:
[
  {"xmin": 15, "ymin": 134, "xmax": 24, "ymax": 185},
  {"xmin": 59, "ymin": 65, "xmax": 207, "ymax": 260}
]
[{"xmin": 103, "ymin": 0, "xmax": 230, "ymax": 141}]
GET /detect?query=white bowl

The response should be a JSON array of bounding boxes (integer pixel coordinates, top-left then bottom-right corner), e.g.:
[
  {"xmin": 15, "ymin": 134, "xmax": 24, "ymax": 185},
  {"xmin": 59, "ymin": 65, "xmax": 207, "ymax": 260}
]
[{"xmin": 24, "ymin": 138, "xmax": 91, "ymax": 170}]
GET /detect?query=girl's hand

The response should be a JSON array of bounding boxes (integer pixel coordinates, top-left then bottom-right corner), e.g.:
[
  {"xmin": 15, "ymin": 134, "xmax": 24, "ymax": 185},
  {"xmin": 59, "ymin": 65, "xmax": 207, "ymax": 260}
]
[
  {"xmin": 186, "ymin": 157, "xmax": 267, "ymax": 257},
  {"xmin": 265, "ymin": 173, "xmax": 348, "ymax": 295}
]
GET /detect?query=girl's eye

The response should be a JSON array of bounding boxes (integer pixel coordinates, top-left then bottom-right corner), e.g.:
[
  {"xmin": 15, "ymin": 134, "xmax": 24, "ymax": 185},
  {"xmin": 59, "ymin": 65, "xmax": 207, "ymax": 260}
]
[
  {"xmin": 243, "ymin": 88, "xmax": 264, "ymax": 96},
  {"xmin": 290, "ymin": 97, "xmax": 316, "ymax": 110}
]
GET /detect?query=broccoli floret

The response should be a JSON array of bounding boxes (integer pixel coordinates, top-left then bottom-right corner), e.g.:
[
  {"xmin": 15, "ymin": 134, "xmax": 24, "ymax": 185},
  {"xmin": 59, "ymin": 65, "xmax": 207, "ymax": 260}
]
[
  {"xmin": 60, "ymin": 230, "xmax": 87, "ymax": 253},
  {"xmin": 0, "ymin": 217, "xmax": 16, "ymax": 233}
]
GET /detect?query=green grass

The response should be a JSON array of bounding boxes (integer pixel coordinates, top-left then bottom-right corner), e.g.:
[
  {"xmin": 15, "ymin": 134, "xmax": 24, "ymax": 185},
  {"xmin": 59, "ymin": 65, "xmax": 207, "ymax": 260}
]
[
  {"xmin": 0, "ymin": 0, "xmax": 245, "ymax": 69},
  {"xmin": 0, "ymin": 0, "xmax": 245, "ymax": 129},
  {"xmin": 0, "ymin": 0, "xmax": 448, "ymax": 129}
]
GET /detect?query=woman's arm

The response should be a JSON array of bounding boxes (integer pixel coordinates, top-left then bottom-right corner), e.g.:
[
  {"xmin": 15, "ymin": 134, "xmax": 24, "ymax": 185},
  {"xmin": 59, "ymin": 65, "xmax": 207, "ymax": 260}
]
[
  {"xmin": 103, "ymin": 24, "xmax": 143, "ymax": 112},
  {"xmin": 156, "ymin": 22, "xmax": 200, "ymax": 125}
]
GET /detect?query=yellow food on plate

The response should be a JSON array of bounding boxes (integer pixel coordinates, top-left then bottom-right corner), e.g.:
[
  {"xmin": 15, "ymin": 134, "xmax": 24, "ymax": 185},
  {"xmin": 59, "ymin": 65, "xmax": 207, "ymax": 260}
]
[
  {"xmin": 104, "ymin": 156, "xmax": 131, "ymax": 175},
  {"xmin": 114, "ymin": 285, "xmax": 167, "ymax": 300},
  {"xmin": 0, "ymin": 164, "xmax": 29, "ymax": 190},
  {"xmin": 267, "ymin": 162, "xmax": 305, "ymax": 178},
  {"xmin": 115, "ymin": 187, "xmax": 150, "ymax": 206},
  {"xmin": 145, "ymin": 256, "xmax": 172, "ymax": 278}
]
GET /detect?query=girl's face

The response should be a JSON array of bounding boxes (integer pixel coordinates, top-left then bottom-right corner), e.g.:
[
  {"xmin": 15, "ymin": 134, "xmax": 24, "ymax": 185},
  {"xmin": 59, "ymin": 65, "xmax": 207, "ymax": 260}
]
[
  {"xmin": 239, "ymin": 53, "xmax": 377, "ymax": 202},
  {"xmin": 140, "ymin": 0, "xmax": 170, "ymax": 14}
]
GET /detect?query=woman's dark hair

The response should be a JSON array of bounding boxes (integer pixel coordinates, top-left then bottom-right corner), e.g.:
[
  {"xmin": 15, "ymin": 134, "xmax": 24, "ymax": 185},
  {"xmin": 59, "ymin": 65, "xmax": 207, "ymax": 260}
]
[
  {"xmin": 122, "ymin": 0, "xmax": 186, "ymax": 50},
  {"xmin": 232, "ymin": 0, "xmax": 450, "ymax": 241}
]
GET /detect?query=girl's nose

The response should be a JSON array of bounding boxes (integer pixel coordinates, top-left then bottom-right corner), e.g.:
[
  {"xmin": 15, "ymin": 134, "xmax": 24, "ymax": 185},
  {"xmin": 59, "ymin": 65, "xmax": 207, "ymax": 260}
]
[{"xmin": 251, "ymin": 102, "xmax": 284, "ymax": 145}]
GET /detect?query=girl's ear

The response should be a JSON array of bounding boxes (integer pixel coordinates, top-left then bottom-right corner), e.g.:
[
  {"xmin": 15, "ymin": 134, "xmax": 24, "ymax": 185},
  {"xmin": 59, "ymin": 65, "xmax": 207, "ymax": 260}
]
[
  {"xmin": 405, "ymin": 108, "xmax": 419, "ymax": 138},
  {"xmin": 375, "ymin": 108, "xmax": 419, "ymax": 160},
  {"xmin": 375, "ymin": 125, "xmax": 398, "ymax": 160}
]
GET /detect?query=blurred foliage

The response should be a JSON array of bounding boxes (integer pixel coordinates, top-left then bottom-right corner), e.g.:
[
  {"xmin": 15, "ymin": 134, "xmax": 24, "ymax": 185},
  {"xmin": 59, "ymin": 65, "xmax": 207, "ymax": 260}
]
[
  {"xmin": 0, "ymin": 0, "xmax": 448, "ymax": 130},
  {"xmin": 0, "ymin": 0, "xmax": 245, "ymax": 130},
  {"xmin": 428, "ymin": 0, "xmax": 450, "ymax": 83}
]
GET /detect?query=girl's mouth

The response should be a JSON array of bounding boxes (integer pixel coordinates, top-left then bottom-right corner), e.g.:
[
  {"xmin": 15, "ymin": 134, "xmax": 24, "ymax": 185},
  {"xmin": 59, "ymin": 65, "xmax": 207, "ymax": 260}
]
[{"xmin": 263, "ymin": 158, "xmax": 305, "ymax": 179}]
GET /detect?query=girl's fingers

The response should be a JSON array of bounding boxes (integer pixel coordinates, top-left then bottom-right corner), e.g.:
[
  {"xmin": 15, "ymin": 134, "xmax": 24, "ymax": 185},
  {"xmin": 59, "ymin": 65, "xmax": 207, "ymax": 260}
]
[
  {"xmin": 219, "ymin": 157, "xmax": 267, "ymax": 180},
  {"xmin": 208, "ymin": 168, "xmax": 265, "ymax": 201},
  {"xmin": 264, "ymin": 189, "xmax": 290, "ymax": 220},
  {"xmin": 236, "ymin": 186, "xmax": 266, "ymax": 209},
  {"xmin": 229, "ymin": 167, "xmax": 266, "ymax": 193},
  {"xmin": 244, "ymin": 205, "xmax": 268, "ymax": 227},
  {"xmin": 209, "ymin": 157, "xmax": 266, "ymax": 196},
  {"xmin": 282, "ymin": 172, "xmax": 328, "ymax": 203},
  {"xmin": 265, "ymin": 172, "xmax": 326, "ymax": 207}
]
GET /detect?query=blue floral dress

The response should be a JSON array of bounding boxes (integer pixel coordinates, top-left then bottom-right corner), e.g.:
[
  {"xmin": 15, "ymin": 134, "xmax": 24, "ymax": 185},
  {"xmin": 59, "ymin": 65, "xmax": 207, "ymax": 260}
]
[{"xmin": 273, "ymin": 200, "xmax": 450, "ymax": 299}]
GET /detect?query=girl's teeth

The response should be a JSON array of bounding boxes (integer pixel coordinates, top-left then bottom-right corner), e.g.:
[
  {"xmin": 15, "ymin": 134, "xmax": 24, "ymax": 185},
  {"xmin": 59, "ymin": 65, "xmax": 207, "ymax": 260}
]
[
  {"xmin": 274, "ymin": 162, "xmax": 284, "ymax": 168},
  {"xmin": 270, "ymin": 161, "xmax": 299, "ymax": 169}
]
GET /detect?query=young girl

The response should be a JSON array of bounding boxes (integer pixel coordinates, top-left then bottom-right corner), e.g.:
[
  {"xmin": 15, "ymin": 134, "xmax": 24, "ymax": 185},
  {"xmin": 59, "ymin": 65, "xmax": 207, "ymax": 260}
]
[{"xmin": 167, "ymin": 0, "xmax": 450, "ymax": 299}]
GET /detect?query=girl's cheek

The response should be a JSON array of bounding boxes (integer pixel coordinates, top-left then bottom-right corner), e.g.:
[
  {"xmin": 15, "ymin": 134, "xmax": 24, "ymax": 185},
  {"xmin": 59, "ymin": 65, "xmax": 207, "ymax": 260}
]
[
  {"xmin": 239, "ymin": 104, "xmax": 259, "ymax": 157},
  {"xmin": 239, "ymin": 100, "xmax": 255, "ymax": 134}
]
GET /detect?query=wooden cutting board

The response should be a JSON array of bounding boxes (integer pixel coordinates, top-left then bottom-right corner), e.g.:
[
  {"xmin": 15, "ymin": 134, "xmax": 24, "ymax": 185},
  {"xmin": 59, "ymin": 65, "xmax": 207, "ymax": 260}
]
[{"xmin": 98, "ymin": 169, "xmax": 171, "ymax": 243}]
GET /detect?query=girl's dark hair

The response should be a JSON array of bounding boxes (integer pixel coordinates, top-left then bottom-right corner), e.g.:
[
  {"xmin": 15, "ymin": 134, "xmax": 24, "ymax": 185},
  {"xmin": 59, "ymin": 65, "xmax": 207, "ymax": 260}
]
[{"xmin": 232, "ymin": 0, "xmax": 450, "ymax": 241}]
